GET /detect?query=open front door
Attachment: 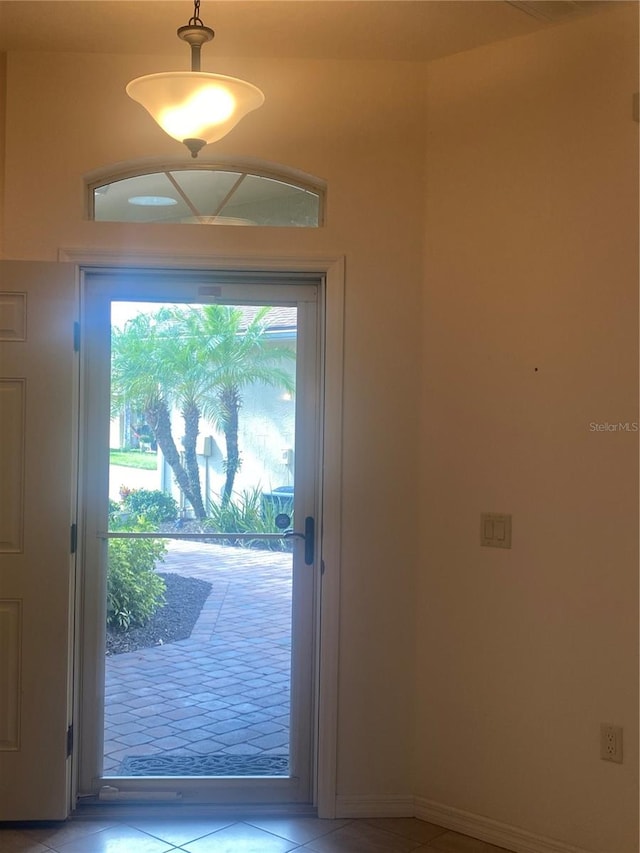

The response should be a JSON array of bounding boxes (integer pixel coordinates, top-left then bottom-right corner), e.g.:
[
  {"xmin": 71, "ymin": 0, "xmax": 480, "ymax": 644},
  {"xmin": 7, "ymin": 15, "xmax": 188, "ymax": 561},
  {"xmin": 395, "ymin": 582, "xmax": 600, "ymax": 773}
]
[{"xmin": 0, "ymin": 261, "xmax": 77, "ymax": 820}]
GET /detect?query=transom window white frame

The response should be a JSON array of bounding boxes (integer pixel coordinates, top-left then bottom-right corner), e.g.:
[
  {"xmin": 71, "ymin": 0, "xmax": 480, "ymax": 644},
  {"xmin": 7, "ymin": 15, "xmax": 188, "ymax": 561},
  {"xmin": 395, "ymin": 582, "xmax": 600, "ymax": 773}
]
[{"xmin": 87, "ymin": 160, "xmax": 325, "ymax": 228}]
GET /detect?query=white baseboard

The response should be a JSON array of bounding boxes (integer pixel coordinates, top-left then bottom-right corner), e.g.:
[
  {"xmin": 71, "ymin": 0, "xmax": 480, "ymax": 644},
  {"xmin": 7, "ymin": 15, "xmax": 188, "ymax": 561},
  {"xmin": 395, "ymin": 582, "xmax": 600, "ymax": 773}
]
[
  {"xmin": 414, "ymin": 797, "xmax": 590, "ymax": 853},
  {"xmin": 334, "ymin": 793, "xmax": 592, "ymax": 853},
  {"xmin": 334, "ymin": 794, "xmax": 414, "ymax": 819}
]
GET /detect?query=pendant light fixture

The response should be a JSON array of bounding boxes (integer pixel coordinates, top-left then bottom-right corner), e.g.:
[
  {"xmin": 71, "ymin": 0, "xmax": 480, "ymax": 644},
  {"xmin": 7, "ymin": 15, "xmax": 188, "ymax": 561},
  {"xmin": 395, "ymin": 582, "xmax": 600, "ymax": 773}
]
[{"xmin": 126, "ymin": 0, "xmax": 264, "ymax": 158}]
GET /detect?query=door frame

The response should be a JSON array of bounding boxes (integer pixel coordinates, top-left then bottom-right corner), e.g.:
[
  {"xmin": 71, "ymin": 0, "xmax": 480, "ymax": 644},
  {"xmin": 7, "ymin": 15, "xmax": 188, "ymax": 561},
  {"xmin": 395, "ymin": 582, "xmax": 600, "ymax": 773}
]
[{"xmin": 63, "ymin": 250, "xmax": 344, "ymax": 818}]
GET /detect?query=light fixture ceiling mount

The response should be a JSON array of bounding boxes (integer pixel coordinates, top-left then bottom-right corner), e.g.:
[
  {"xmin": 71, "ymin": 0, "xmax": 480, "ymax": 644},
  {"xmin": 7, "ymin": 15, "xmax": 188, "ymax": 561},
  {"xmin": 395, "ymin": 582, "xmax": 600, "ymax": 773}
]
[{"xmin": 126, "ymin": 0, "xmax": 264, "ymax": 158}]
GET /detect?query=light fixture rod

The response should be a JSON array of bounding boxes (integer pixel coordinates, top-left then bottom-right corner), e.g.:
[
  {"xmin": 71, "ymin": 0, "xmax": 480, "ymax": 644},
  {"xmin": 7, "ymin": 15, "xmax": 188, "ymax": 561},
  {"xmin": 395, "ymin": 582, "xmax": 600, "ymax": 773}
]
[
  {"xmin": 177, "ymin": 24, "xmax": 215, "ymax": 72},
  {"xmin": 191, "ymin": 43, "xmax": 202, "ymax": 72}
]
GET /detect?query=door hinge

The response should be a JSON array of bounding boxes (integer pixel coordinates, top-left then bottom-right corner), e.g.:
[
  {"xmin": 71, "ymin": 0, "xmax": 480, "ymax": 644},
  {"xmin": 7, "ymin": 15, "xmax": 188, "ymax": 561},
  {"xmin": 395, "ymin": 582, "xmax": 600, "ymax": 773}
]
[
  {"xmin": 73, "ymin": 321, "xmax": 80, "ymax": 352},
  {"xmin": 70, "ymin": 523, "xmax": 77, "ymax": 554},
  {"xmin": 66, "ymin": 724, "xmax": 73, "ymax": 757}
]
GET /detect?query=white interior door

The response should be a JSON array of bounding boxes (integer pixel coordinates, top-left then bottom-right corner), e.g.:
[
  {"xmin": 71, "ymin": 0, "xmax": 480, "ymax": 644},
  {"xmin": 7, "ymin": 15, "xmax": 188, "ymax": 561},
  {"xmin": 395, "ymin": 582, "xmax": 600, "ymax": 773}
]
[
  {"xmin": 0, "ymin": 260, "xmax": 77, "ymax": 820},
  {"xmin": 78, "ymin": 269, "xmax": 322, "ymax": 805}
]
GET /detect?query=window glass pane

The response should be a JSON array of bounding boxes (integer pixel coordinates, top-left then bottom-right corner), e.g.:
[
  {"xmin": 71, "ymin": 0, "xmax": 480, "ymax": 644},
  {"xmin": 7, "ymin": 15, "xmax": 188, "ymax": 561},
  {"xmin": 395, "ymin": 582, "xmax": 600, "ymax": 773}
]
[
  {"xmin": 94, "ymin": 173, "xmax": 188, "ymax": 223},
  {"xmin": 92, "ymin": 168, "xmax": 322, "ymax": 227},
  {"xmin": 167, "ymin": 170, "xmax": 243, "ymax": 221},
  {"xmin": 219, "ymin": 175, "xmax": 320, "ymax": 227}
]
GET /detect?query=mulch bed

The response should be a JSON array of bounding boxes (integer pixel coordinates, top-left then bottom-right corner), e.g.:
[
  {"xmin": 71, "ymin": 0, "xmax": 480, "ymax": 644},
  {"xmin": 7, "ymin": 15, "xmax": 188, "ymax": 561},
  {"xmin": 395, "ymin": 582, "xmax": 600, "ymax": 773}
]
[{"xmin": 106, "ymin": 572, "xmax": 212, "ymax": 656}]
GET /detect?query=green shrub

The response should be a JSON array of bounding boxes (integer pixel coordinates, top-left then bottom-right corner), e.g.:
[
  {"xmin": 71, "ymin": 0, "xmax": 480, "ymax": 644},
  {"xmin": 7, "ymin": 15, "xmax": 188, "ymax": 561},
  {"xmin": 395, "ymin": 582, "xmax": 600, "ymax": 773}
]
[
  {"xmin": 204, "ymin": 488, "xmax": 292, "ymax": 551},
  {"xmin": 106, "ymin": 514, "xmax": 167, "ymax": 630},
  {"xmin": 208, "ymin": 488, "xmax": 264, "ymax": 533},
  {"xmin": 120, "ymin": 488, "xmax": 178, "ymax": 524}
]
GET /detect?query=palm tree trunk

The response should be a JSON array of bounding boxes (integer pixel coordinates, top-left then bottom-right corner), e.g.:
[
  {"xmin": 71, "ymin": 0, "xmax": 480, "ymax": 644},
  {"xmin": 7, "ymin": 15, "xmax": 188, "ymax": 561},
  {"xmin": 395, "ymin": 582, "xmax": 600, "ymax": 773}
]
[
  {"xmin": 146, "ymin": 400, "xmax": 205, "ymax": 520},
  {"xmin": 182, "ymin": 401, "xmax": 206, "ymax": 519},
  {"xmin": 220, "ymin": 386, "xmax": 241, "ymax": 506}
]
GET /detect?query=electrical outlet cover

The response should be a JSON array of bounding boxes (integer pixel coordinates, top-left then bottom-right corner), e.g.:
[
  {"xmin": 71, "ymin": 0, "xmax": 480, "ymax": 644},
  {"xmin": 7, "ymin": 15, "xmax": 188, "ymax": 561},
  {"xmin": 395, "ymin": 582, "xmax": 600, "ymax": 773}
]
[{"xmin": 600, "ymin": 723, "xmax": 623, "ymax": 763}]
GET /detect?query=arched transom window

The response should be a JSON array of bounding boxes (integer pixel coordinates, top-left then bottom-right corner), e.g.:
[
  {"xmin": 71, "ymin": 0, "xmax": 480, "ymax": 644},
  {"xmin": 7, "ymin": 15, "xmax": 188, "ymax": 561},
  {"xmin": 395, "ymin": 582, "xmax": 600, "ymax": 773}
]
[{"xmin": 89, "ymin": 164, "xmax": 323, "ymax": 227}]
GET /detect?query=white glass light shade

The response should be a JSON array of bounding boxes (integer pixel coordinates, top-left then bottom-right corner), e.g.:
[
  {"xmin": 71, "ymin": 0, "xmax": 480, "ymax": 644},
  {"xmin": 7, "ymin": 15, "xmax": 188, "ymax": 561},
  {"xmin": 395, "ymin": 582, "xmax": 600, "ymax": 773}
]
[{"xmin": 126, "ymin": 71, "xmax": 264, "ymax": 149}]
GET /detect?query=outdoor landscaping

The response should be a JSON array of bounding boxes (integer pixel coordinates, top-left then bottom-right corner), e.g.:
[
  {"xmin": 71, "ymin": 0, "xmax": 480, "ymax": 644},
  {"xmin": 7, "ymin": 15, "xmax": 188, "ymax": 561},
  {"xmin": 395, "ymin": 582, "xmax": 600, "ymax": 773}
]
[
  {"xmin": 111, "ymin": 303, "xmax": 295, "ymax": 519},
  {"xmin": 105, "ymin": 572, "xmax": 212, "ymax": 656},
  {"xmin": 101, "ymin": 303, "xmax": 298, "ymax": 775},
  {"xmin": 106, "ymin": 485, "xmax": 294, "ymax": 660},
  {"xmin": 109, "ymin": 449, "xmax": 157, "ymax": 470},
  {"xmin": 106, "ymin": 303, "xmax": 296, "ymax": 654}
]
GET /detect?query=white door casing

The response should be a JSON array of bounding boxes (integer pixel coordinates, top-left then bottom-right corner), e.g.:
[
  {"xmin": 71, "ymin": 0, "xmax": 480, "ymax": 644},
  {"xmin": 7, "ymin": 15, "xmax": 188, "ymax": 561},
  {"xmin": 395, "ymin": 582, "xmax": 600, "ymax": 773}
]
[
  {"xmin": 77, "ymin": 267, "xmax": 336, "ymax": 806},
  {"xmin": 0, "ymin": 261, "xmax": 77, "ymax": 820}
]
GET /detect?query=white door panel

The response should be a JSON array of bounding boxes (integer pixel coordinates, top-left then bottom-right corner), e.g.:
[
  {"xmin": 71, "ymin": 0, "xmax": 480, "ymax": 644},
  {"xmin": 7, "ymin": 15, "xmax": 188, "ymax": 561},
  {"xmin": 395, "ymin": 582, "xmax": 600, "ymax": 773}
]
[{"xmin": 0, "ymin": 261, "xmax": 76, "ymax": 820}]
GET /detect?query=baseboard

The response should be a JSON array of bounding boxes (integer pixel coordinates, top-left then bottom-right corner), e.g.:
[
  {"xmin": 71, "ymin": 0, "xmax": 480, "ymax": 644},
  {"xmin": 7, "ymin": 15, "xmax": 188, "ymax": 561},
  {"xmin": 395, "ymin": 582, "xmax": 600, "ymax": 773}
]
[
  {"xmin": 334, "ymin": 794, "xmax": 414, "ymax": 819},
  {"xmin": 414, "ymin": 797, "xmax": 590, "ymax": 853}
]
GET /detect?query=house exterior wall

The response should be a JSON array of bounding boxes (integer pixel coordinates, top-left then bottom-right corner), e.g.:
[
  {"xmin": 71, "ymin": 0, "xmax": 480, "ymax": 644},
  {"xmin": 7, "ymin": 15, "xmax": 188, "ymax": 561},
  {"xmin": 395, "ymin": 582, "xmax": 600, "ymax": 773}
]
[
  {"xmin": 418, "ymin": 6, "xmax": 639, "ymax": 852},
  {"xmin": 1, "ymin": 51, "xmax": 425, "ymax": 803}
]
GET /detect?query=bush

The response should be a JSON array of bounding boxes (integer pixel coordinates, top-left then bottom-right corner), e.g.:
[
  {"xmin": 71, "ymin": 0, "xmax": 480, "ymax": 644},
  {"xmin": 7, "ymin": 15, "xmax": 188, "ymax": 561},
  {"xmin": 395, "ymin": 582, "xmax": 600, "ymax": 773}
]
[
  {"xmin": 204, "ymin": 488, "xmax": 292, "ymax": 551},
  {"xmin": 208, "ymin": 488, "xmax": 264, "ymax": 533},
  {"xmin": 120, "ymin": 488, "xmax": 178, "ymax": 524},
  {"xmin": 107, "ymin": 513, "xmax": 167, "ymax": 630}
]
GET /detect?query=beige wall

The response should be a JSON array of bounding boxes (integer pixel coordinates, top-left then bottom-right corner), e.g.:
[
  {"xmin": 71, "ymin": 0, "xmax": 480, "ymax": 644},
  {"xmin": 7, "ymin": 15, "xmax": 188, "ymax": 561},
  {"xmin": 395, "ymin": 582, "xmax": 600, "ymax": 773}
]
[
  {"xmin": 418, "ymin": 7, "xmax": 639, "ymax": 852},
  {"xmin": 1, "ymin": 52, "xmax": 425, "ymax": 800}
]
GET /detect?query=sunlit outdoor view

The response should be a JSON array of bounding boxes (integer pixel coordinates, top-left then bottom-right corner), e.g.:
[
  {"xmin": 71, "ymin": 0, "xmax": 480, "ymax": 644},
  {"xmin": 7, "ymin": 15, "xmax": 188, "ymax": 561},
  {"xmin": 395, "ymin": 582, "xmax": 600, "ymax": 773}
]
[{"xmin": 103, "ymin": 301, "xmax": 298, "ymax": 778}]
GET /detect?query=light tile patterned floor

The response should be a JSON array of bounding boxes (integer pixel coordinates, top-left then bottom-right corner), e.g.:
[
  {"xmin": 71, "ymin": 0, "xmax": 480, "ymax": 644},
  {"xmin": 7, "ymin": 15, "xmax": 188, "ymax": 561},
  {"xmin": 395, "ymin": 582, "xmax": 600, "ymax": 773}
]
[
  {"xmin": 104, "ymin": 541, "xmax": 292, "ymax": 774},
  {"xmin": 0, "ymin": 816, "xmax": 515, "ymax": 852}
]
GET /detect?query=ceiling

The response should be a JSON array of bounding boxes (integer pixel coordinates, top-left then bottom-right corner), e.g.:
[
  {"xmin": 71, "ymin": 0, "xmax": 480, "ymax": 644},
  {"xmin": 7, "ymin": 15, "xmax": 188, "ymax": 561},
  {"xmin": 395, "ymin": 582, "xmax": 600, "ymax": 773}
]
[{"xmin": 0, "ymin": 0, "xmax": 618, "ymax": 63}]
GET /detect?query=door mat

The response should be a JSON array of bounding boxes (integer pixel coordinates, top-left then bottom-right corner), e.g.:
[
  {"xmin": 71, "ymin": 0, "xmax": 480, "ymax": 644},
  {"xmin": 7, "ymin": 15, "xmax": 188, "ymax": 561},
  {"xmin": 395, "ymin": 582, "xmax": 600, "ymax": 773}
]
[{"xmin": 118, "ymin": 753, "xmax": 289, "ymax": 777}]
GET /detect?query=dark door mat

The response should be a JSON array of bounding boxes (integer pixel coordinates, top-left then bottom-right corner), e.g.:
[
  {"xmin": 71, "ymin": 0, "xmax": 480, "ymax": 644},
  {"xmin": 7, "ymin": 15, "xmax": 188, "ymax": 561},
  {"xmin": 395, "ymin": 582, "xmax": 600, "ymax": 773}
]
[{"xmin": 118, "ymin": 753, "xmax": 289, "ymax": 777}]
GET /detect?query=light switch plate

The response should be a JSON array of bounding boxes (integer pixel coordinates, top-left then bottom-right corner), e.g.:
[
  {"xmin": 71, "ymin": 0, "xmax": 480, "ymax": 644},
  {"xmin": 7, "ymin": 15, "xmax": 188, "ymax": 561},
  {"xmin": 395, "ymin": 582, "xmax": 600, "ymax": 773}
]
[{"xmin": 481, "ymin": 512, "xmax": 512, "ymax": 548}]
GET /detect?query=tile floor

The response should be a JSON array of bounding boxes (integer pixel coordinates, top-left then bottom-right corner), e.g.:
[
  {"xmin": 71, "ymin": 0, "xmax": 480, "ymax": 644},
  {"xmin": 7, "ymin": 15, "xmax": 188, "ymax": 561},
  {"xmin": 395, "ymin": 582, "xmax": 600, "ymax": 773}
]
[{"xmin": 0, "ymin": 816, "xmax": 514, "ymax": 852}]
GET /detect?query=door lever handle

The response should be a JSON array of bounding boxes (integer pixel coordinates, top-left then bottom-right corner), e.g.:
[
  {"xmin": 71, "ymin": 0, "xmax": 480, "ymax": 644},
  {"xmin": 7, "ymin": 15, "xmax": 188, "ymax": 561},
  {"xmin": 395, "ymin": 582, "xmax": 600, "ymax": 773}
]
[{"xmin": 284, "ymin": 516, "xmax": 315, "ymax": 565}]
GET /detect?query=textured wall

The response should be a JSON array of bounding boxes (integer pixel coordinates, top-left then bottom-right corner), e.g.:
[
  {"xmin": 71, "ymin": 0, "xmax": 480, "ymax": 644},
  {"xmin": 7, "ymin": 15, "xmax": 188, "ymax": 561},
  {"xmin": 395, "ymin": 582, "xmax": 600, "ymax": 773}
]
[{"xmin": 418, "ymin": 7, "xmax": 639, "ymax": 851}]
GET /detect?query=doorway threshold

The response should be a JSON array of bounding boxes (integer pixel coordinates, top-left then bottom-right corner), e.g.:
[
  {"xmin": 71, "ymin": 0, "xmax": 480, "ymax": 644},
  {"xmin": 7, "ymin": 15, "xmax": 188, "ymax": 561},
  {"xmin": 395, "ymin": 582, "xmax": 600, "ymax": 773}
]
[{"xmin": 72, "ymin": 800, "xmax": 317, "ymax": 821}]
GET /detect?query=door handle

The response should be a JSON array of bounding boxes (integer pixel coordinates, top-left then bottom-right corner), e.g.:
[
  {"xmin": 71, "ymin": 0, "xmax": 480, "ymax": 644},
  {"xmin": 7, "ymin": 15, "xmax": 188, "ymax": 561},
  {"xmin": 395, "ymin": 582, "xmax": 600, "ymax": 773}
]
[{"xmin": 284, "ymin": 516, "xmax": 315, "ymax": 565}]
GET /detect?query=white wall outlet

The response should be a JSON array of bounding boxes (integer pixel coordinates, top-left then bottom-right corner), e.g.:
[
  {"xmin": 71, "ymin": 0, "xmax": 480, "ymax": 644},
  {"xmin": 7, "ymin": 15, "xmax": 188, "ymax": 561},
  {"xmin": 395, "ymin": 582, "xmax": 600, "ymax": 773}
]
[{"xmin": 600, "ymin": 723, "xmax": 623, "ymax": 763}]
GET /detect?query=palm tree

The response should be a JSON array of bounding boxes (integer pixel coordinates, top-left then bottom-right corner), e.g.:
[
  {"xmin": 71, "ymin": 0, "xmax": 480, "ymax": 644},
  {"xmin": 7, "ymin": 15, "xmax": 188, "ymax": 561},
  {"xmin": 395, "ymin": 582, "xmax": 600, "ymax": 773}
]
[
  {"xmin": 111, "ymin": 303, "xmax": 295, "ymax": 517},
  {"xmin": 111, "ymin": 311, "xmax": 207, "ymax": 519},
  {"xmin": 152, "ymin": 308, "xmax": 214, "ymax": 519},
  {"xmin": 183, "ymin": 305, "xmax": 296, "ymax": 506}
]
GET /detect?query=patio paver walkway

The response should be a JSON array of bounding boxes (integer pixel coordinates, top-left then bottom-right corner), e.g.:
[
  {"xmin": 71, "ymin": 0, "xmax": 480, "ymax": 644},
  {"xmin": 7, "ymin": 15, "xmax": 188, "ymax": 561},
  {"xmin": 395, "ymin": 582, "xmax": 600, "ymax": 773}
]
[{"xmin": 104, "ymin": 540, "xmax": 292, "ymax": 775}]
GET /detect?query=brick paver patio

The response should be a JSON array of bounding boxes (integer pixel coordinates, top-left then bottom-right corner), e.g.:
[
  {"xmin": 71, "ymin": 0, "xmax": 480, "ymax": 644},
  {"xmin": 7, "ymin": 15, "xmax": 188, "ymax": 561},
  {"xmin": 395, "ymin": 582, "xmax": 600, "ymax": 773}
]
[{"xmin": 104, "ymin": 540, "xmax": 292, "ymax": 775}]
